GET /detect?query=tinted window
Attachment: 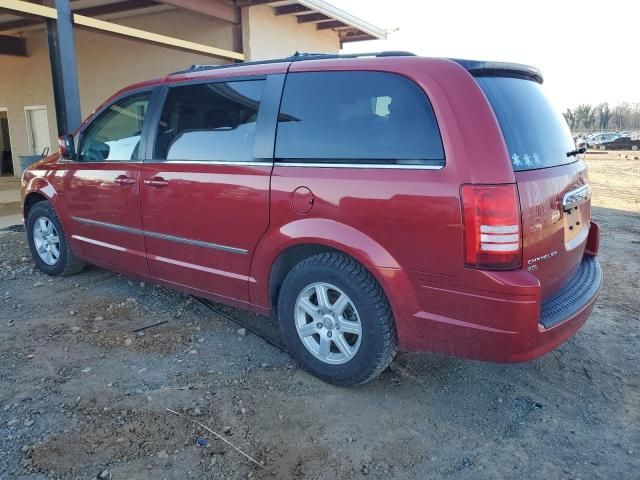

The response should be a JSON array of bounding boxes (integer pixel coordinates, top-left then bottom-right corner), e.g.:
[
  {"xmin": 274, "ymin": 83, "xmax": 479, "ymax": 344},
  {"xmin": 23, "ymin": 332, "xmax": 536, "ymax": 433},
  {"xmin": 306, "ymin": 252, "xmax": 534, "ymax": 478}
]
[
  {"xmin": 275, "ymin": 72, "xmax": 444, "ymax": 165},
  {"xmin": 80, "ymin": 92, "xmax": 150, "ymax": 162},
  {"xmin": 476, "ymin": 77, "xmax": 576, "ymax": 171},
  {"xmin": 154, "ymin": 80, "xmax": 265, "ymax": 162}
]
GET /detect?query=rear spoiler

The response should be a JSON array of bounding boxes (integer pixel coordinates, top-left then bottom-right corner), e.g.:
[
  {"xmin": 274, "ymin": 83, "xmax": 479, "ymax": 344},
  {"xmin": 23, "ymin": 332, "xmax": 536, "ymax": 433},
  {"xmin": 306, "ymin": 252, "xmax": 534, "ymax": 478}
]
[{"xmin": 450, "ymin": 59, "xmax": 543, "ymax": 84}]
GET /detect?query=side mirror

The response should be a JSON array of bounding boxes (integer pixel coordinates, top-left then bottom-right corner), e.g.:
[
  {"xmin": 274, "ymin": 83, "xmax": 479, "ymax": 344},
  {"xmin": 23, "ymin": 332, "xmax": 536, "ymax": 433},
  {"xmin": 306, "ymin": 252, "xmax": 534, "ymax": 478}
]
[{"xmin": 59, "ymin": 134, "xmax": 76, "ymax": 160}]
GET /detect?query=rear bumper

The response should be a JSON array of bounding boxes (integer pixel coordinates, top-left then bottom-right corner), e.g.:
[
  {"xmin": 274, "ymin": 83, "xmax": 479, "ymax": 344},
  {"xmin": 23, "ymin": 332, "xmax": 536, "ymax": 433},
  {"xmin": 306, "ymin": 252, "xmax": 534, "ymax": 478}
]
[
  {"xmin": 385, "ymin": 254, "xmax": 602, "ymax": 363},
  {"xmin": 539, "ymin": 255, "xmax": 601, "ymax": 329}
]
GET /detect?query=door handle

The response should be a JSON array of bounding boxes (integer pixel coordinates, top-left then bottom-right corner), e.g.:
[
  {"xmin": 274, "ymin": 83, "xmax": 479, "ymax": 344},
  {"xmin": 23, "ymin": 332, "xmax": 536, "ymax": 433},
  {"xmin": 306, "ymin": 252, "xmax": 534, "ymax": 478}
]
[
  {"xmin": 143, "ymin": 176, "xmax": 169, "ymax": 188},
  {"xmin": 114, "ymin": 175, "xmax": 136, "ymax": 186}
]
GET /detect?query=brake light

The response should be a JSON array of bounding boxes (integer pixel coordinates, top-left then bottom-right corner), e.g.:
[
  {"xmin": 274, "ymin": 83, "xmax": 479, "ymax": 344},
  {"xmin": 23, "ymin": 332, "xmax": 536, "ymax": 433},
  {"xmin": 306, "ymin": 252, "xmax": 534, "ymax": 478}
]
[{"xmin": 461, "ymin": 184, "xmax": 522, "ymax": 270}]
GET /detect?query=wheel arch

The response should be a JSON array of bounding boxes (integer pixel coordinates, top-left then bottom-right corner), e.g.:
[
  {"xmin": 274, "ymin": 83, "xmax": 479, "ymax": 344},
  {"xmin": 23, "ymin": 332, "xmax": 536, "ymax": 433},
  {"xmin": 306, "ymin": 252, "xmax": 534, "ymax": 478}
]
[
  {"xmin": 267, "ymin": 243, "xmax": 341, "ymax": 313},
  {"xmin": 23, "ymin": 191, "xmax": 49, "ymax": 220},
  {"xmin": 249, "ymin": 218, "xmax": 402, "ymax": 312},
  {"xmin": 23, "ymin": 177, "xmax": 59, "ymax": 219}
]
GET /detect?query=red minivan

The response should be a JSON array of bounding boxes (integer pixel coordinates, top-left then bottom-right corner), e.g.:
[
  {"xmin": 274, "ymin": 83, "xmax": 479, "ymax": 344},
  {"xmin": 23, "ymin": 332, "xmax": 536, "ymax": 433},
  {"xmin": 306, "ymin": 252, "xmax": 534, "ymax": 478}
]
[{"xmin": 21, "ymin": 53, "xmax": 602, "ymax": 385}]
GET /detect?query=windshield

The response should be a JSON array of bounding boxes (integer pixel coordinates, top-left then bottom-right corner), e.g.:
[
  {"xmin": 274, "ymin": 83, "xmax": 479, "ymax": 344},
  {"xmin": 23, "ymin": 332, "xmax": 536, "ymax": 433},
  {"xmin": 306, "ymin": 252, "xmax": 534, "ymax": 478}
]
[{"xmin": 476, "ymin": 76, "xmax": 576, "ymax": 171}]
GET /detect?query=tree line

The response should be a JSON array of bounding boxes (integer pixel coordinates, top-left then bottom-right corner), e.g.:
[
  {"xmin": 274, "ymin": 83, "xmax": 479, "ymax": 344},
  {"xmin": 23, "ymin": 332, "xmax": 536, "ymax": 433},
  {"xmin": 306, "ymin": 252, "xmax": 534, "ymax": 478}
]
[{"xmin": 563, "ymin": 103, "xmax": 640, "ymax": 133}]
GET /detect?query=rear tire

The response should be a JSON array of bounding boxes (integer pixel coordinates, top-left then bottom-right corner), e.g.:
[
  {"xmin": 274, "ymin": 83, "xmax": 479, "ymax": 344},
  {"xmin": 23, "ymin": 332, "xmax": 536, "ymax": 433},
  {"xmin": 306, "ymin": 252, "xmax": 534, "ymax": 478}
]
[
  {"xmin": 26, "ymin": 201, "xmax": 85, "ymax": 276},
  {"xmin": 278, "ymin": 252, "xmax": 397, "ymax": 386},
  {"xmin": 632, "ymin": 145, "xmax": 639, "ymax": 151}
]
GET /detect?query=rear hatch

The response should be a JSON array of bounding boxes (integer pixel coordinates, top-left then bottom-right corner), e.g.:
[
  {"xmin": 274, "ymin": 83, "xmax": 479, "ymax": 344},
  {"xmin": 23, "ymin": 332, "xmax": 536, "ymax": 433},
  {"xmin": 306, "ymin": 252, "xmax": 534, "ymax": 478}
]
[{"xmin": 475, "ymin": 74, "xmax": 591, "ymax": 297}]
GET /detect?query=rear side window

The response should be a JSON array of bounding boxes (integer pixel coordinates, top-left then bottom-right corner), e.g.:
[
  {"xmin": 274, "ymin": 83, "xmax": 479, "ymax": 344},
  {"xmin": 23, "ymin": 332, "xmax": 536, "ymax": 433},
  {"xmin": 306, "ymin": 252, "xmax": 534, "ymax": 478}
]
[
  {"xmin": 154, "ymin": 80, "xmax": 265, "ymax": 162},
  {"xmin": 476, "ymin": 77, "xmax": 576, "ymax": 171},
  {"xmin": 275, "ymin": 71, "xmax": 444, "ymax": 166}
]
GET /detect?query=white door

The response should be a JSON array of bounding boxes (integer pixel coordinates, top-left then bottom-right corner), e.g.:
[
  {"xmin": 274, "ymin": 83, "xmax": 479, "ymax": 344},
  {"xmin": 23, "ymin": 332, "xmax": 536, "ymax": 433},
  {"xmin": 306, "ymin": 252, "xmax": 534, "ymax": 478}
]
[{"xmin": 25, "ymin": 107, "xmax": 51, "ymax": 155}]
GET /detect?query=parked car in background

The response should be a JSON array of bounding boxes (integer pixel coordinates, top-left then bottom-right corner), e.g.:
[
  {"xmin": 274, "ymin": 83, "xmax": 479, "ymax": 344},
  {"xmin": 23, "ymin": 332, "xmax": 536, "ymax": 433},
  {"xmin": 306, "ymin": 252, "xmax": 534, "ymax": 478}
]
[
  {"xmin": 588, "ymin": 133, "xmax": 618, "ymax": 147},
  {"xmin": 599, "ymin": 136, "xmax": 640, "ymax": 150},
  {"xmin": 575, "ymin": 135, "xmax": 588, "ymax": 148},
  {"xmin": 20, "ymin": 53, "xmax": 602, "ymax": 385}
]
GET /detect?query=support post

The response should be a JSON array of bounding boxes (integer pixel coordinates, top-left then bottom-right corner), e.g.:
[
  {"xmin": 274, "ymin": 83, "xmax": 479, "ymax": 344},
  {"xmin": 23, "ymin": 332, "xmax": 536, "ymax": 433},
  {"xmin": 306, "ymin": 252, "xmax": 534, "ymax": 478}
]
[{"xmin": 45, "ymin": 0, "xmax": 82, "ymax": 136}]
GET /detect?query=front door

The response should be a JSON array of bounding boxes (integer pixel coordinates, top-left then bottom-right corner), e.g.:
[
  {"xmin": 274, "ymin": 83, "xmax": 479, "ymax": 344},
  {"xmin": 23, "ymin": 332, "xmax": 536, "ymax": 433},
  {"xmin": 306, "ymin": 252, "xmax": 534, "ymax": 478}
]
[
  {"xmin": 25, "ymin": 107, "xmax": 51, "ymax": 155},
  {"xmin": 140, "ymin": 77, "xmax": 279, "ymax": 303},
  {"xmin": 63, "ymin": 90, "xmax": 152, "ymax": 273}
]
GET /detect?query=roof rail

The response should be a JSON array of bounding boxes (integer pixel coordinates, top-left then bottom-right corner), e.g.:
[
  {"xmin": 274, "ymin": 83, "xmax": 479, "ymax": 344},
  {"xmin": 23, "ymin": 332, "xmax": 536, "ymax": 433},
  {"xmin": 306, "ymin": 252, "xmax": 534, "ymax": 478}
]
[{"xmin": 171, "ymin": 51, "xmax": 416, "ymax": 75}]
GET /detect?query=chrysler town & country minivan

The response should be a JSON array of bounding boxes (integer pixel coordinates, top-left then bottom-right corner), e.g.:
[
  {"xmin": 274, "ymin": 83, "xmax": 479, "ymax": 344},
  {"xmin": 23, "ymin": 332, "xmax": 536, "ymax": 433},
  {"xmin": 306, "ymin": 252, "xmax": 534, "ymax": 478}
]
[{"xmin": 21, "ymin": 52, "xmax": 602, "ymax": 385}]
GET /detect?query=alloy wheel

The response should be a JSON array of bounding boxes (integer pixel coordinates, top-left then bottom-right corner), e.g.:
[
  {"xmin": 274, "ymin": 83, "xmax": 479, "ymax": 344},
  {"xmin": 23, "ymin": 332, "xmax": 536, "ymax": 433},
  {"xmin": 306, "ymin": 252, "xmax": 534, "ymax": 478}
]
[
  {"xmin": 294, "ymin": 282, "xmax": 362, "ymax": 365},
  {"xmin": 33, "ymin": 216, "xmax": 61, "ymax": 266}
]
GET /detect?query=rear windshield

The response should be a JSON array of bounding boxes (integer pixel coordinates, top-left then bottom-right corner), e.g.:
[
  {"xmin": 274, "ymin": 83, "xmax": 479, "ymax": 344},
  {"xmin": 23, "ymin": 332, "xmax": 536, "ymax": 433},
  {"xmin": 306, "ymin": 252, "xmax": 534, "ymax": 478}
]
[{"xmin": 476, "ymin": 76, "xmax": 576, "ymax": 171}]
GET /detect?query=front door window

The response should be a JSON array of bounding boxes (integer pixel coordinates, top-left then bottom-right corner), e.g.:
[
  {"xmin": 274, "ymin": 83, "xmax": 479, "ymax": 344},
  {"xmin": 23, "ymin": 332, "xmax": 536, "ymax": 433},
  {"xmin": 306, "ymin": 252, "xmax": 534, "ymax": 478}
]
[{"xmin": 79, "ymin": 93, "xmax": 150, "ymax": 162}]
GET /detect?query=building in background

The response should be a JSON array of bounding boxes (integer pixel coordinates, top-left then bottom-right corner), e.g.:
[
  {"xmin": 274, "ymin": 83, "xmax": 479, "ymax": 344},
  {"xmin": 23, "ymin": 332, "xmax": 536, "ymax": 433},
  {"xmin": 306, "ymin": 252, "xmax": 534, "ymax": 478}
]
[{"xmin": 0, "ymin": 0, "xmax": 385, "ymax": 176}]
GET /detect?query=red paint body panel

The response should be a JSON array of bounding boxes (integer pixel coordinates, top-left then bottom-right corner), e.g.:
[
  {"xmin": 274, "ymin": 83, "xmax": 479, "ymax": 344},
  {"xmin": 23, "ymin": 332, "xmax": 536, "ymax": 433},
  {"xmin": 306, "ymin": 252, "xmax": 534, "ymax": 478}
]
[
  {"xmin": 21, "ymin": 55, "xmax": 601, "ymax": 365},
  {"xmin": 63, "ymin": 162, "xmax": 148, "ymax": 273},
  {"xmin": 140, "ymin": 163, "xmax": 272, "ymax": 302},
  {"xmin": 267, "ymin": 166, "xmax": 463, "ymax": 274},
  {"xmin": 396, "ymin": 262, "xmax": 598, "ymax": 362},
  {"xmin": 515, "ymin": 161, "xmax": 591, "ymax": 296}
]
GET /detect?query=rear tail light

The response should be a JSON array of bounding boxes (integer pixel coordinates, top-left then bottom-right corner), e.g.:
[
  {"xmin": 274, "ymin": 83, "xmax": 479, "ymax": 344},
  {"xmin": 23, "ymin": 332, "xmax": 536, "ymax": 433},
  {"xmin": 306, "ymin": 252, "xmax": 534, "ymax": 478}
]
[{"xmin": 461, "ymin": 184, "xmax": 522, "ymax": 270}]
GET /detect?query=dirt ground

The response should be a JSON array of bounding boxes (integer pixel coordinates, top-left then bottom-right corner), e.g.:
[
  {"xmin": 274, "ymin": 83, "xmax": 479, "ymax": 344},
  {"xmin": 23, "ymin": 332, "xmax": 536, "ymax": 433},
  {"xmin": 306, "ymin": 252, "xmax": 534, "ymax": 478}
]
[
  {"xmin": 0, "ymin": 202, "xmax": 20, "ymax": 218},
  {"xmin": 0, "ymin": 176, "xmax": 20, "ymax": 218},
  {"xmin": 0, "ymin": 156, "xmax": 638, "ymax": 479}
]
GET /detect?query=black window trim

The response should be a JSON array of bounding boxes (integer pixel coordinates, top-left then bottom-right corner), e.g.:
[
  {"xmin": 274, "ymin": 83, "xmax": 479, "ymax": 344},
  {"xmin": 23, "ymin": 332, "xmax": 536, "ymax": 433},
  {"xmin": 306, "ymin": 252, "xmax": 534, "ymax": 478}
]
[
  {"xmin": 273, "ymin": 160, "xmax": 444, "ymax": 170},
  {"xmin": 273, "ymin": 70, "xmax": 446, "ymax": 170},
  {"xmin": 143, "ymin": 74, "xmax": 285, "ymax": 165},
  {"xmin": 75, "ymin": 86, "xmax": 155, "ymax": 164}
]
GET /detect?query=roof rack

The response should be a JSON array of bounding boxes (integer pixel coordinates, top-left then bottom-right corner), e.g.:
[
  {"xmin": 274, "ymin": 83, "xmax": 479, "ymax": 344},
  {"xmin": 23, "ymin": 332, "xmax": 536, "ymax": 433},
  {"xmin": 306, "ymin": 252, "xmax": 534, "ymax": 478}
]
[{"xmin": 171, "ymin": 51, "xmax": 416, "ymax": 75}]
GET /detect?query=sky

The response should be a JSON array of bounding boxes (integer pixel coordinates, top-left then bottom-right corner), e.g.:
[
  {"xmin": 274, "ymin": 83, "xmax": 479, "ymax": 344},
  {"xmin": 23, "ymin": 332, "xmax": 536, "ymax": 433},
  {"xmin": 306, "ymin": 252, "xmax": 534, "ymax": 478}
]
[{"xmin": 337, "ymin": 0, "xmax": 640, "ymax": 111}]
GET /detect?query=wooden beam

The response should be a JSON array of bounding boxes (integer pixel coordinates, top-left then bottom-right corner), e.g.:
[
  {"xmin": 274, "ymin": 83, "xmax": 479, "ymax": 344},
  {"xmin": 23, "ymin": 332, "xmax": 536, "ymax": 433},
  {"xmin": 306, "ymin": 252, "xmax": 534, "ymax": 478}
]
[
  {"xmin": 0, "ymin": 0, "xmax": 57, "ymax": 19},
  {"xmin": 297, "ymin": 0, "xmax": 386, "ymax": 40},
  {"xmin": 73, "ymin": 13, "xmax": 244, "ymax": 60},
  {"xmin": 316, "ymin": 20, "xmax": 346, "ymax": 30},
  {"xmin": 0, "ymin": 0, "xmax": 244, "ymax": 61},
  {"xmin": 0, "ymin": 34, "xmax": 27, "ymax": 56},
  {"xmin": 233, "ymin": 0, "xmax": 275, "ymax": 7},
  {"xmin": 0, "ymin": 18, "xmax": 38, "ymax": 32},
  {"xmin": 76, "ymin": 0, "xmax": 158, "ymax": 17},
  {"xmin": 340, "ymin": 33, "xmax": 375, "ymax": 43},
  {"xmin": 274, "ymin": 4, "xmax": 310, "ymax": 15},
  {"xmin": 0, "ymin": 0, "xmax": 158, "ymax": 32},
  {"xmin": 157, "ymin": 0, "xmax": 239, "ymax": 24},
  {"xmin": 232, "ymin": 22, "xmax": 242, "ymax": 53},
  {"xmin": 297, "ymin": 12, "xmax": 329, "ymax": 23}
]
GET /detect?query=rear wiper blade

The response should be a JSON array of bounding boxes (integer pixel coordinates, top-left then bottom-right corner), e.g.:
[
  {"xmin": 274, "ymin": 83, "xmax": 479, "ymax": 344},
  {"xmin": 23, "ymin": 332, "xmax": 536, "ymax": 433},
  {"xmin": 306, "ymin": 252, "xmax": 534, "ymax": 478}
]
[{"xmin": 566, "ymin": 147, "xmax": 587, "ymax": 157}]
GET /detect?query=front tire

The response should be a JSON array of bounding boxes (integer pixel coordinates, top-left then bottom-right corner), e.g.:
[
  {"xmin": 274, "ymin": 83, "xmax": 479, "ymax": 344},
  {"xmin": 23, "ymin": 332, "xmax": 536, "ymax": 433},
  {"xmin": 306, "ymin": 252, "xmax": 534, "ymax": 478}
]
[
  {"xmin": 26, "ymin": 201, "xmax": 85, "ymax": 276},
  {"xmin": 278, "ymin": 252, "xmax": 397, "ymax": 385}
]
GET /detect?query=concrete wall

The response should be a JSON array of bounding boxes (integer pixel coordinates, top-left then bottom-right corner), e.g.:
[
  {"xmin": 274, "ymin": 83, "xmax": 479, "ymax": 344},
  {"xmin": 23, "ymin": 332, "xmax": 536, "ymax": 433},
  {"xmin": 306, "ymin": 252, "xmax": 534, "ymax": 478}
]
[
  {"xmin": 0, "ymin": 9, "xmax": 233, "ymax": 174},
  {"xmin": 242, "ymin": 5, "xmax": 340, "ymax": 61},
  {"xmin": 0, "ymin": 27, "xmax": 56, "ymax": 170}
]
